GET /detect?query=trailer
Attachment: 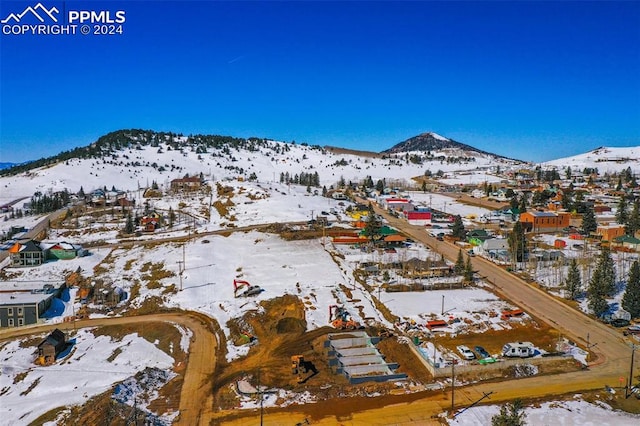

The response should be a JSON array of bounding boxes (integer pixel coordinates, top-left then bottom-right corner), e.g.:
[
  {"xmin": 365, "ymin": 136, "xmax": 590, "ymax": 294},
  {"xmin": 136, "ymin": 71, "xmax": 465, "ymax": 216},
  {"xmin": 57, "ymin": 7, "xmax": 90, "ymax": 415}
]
[{"xmin": 502, "ymin": 341, "xmax": 535, "ymax": 358}]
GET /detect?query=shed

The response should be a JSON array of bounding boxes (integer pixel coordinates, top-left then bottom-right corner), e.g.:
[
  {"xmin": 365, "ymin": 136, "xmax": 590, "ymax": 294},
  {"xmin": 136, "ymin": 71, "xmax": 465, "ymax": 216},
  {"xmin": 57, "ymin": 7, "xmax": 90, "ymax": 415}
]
[
  {"xmin": 37, "ymin": 328, "xmax": 67, "ymax": 365},
  {"xmin": 554, "ymin": 239, "xmax": 567, "ymax": 249}
]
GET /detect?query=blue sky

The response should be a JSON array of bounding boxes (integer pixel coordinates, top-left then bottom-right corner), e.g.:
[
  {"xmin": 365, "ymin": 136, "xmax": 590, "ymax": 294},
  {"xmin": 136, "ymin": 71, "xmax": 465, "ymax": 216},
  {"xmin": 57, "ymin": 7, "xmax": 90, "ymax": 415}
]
[{"xmin": 1, "ymin": 1, "xmax": 639, "ymax": 163}]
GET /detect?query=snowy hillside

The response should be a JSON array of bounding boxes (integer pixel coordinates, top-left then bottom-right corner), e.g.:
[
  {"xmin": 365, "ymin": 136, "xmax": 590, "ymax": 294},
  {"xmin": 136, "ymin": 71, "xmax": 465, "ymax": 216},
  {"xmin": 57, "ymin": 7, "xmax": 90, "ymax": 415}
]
[
  {"xmin": 0, "ymin": 130, "xmax": 519, "ymax": 203},
  {"xmin": 543, "ymin": 146, "xmax": 640, "ymax": 174}
]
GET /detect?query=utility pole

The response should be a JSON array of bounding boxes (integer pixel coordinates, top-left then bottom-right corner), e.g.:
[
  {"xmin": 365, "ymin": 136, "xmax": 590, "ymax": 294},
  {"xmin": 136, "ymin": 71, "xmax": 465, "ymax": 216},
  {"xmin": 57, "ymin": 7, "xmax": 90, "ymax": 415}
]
[
  {"xmin": 451, "ymin": 360, "xmax": 455, "ymax": 415},
  {"xmin": 627, "ymin": 344, "xmax": 637, "ymax": 398},
  {"xmin": 257, "ymin": 368, "xmax": 264, "ymax": 426},
  {"xmin": 177, "ymin": 260, "xmax": 184, "ymax": 291},
  {"xmin": 586, "ymin": 333, "xmax": 597, "ymax": 365}
]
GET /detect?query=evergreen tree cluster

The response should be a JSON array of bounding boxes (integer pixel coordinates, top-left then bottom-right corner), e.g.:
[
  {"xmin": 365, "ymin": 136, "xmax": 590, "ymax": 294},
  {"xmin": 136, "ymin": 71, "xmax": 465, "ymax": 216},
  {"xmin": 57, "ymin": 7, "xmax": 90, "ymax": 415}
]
[
  {"xmin": 587, "ymin": 247, "xmax": 616, "ymax": 317},
  {"xmin": 29, "ymin": 190, "xmax": 71, "ymax": 215},
  {"xmin": 616, "ymin": 196, "xmax": 640, "ymax": 236},
  {"xmin": 622, "ymin": 261, "xmax": 640, "ymax": 319},
  {"xmin": 491, "ymin": 399, "xmax": 527, "ymax": 426},
  {"xmin": 279, "ymin": 171, "xmax": 321, "ymax": 187}
]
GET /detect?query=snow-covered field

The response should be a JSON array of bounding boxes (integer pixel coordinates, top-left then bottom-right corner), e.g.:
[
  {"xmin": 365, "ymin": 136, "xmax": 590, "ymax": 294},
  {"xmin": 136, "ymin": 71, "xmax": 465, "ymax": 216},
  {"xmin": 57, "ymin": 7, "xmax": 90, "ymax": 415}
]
[
  {"xmin": 0, "ymin": 328, "xmax": 175, "ymax": 424},
  {"xmin": 448, "ymin": 398, "xmax": 640, "ymax": 426}
]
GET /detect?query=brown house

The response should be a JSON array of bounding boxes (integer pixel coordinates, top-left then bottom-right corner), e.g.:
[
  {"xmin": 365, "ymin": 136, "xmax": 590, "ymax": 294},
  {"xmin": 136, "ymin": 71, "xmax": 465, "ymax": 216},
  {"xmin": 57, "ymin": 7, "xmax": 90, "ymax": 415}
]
[
  {"xmin": 597, "ymin": 224, "xmax": 625, "ymax": 242},
  {"xmin": 520, "ymin": 211, "xmax": 570, "ymax": 233},
  {"xmin": 37, "ymin": 328, "xmax": 67, "ymax": 365},
  {"xmin": 170, "ymin": 176, "xmax": 202, "ymax": 192}
]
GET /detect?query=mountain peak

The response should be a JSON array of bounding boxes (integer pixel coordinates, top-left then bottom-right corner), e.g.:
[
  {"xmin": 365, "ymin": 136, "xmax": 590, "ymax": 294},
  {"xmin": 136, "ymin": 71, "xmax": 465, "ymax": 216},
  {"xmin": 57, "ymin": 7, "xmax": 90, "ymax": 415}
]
[
  {"xmin": 418, "ymin": 132, "xmax": 450, "ymax": 142},
  {"xmin": 382, "ymin": 132, "xmax": 493, "ymax": 156}
]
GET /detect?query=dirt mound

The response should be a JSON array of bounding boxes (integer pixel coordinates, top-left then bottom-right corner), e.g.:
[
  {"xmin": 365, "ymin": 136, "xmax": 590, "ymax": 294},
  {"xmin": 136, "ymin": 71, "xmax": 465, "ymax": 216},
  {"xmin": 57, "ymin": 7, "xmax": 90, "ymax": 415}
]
[{"xmin": 276, "ymin": 317, "xmax": 307, "ymax": 334}]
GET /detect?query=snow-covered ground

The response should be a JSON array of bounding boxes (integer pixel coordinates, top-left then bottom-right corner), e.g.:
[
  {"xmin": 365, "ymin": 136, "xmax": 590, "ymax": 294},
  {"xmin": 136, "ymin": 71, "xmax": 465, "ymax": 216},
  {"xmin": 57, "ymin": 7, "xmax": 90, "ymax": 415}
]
[
  {"xmin": 448, "ymin": 398, "xmax": 640, "ymax": 426},
  {"xmin": 0, "ymin": 328, "xmax": 175, "ymax": 425}
]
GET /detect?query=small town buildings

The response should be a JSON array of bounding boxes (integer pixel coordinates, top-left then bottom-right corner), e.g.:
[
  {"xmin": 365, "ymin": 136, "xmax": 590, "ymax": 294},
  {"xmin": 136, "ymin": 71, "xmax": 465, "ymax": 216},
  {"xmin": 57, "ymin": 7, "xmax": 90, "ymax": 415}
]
[{"xmin": 519, "ymin": 211, "xmax": 570, "ymax": 233}]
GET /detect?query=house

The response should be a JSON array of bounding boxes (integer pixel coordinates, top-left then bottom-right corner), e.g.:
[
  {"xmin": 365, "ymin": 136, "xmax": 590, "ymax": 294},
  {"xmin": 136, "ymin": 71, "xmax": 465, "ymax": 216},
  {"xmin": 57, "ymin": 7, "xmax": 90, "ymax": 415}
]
[
  {"xmin": 479, "ymin": 238, "xmax": 510, "ymax": 262},
  {"xmin": 8, "ymin": 240, "xmax": 44, "ymax": 267},
  {"xmin": 140, "ymin": 211, "xmax": 163, "ymax": 232},
  {"xmin": 596, "ymin": 224, "xmax": 625, "ymax": 242},
  {"xmin": 467, "ymin": 229, "xmax": 491, "ymax": 246},
  {"xmin": 379, "ymin": 197, "xmax": 412, "ymax": 212},
  {"xmin": 612, "ymin": 235, "xmax": 640, "ymax": 252},
  {"xmin": 36, "ymin": 329, "xmax": 67, "ymax": 365},
  {"xmin": 383, "ymin": 234, "xmax": 406, "ymax": 246},
  {"xmin": 117, "ymin": 197, "xmax": 136, "ymax": 208},
  {"xmin": 404, "ymin": 210, "xmax": 432, "ymax": 226},
  {"xmin": 170, "ymin": 176, "xmax": 202, "ymax": 192},
  {"xmin": 41, "ymin": 242, "xmax": 86, "ymax": 260},
  {"xmin": 519, "ymin": 211, "xmax": 570, "ymax": 233},
  {"xmin": 0, "ymin": 290, "xmax": 57, "ymax": 327}
]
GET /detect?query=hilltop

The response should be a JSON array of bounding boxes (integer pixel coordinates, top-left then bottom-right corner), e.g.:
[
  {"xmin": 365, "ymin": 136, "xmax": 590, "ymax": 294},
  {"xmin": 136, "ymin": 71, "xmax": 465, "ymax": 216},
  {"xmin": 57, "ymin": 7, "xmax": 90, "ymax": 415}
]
[
  {"xmin": 542, "ymin": 146, "xmax": 640, "ymax": 174},
  {"xmin": 0, "ymin": 129, "xmax": 521, "ymax": 201}
]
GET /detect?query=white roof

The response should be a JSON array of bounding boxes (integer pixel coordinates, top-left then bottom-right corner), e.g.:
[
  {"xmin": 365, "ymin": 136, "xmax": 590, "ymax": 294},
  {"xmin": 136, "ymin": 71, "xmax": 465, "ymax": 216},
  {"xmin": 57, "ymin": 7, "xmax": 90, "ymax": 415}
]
[{"xmin": 0, "ymin": 292, "xmax": 54, "ymax": 305}]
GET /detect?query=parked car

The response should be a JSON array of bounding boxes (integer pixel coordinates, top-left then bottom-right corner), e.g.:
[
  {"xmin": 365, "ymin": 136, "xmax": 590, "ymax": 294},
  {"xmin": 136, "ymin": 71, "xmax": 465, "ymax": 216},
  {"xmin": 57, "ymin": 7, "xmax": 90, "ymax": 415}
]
[
  {"xmin": 610, "ymin": 318, "xmax": 630, "ymax": 328},
  {"xmin": 474, "ymin": 345, "xmax": 490, "ymax": 358},
  {"xmin": 457, "ymin": 345, "xmax": 475, "ymax": 360},
  {"xmin": 623, "ymin": 325, "xmax": 640, "ymax": 336}
]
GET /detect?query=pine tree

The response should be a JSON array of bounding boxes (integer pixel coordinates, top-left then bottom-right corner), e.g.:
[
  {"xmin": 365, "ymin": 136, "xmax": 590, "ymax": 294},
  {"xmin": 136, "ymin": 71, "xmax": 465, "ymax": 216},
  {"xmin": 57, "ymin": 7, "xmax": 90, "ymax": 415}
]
[
  {"xmin": 622, "ymin": 261, "xmax": 640, "ymax": 319},
  {"xmin": 598, "ymin": 246, "xmax": 616, "ymax": 296},
  {"xmin": 124, "ymin": 212, "xmax": 134, "ymax": 234},
  {"xmin": 363, "ymin": 203, "xmax": 382, "ymax": 244},
  {"xmin": 464, "ymin": 256, "xmax": 474, "ymax": 282},
  {"xmin": 626, "ymin": 200, "xmax": 640, "ymax": 236},
  {"xmin": 581, "ymin": 207, "xmax": 597, "ymax": 235},
  {"xmin": 588, "ymin": 268, "xmax": 609, "ymax": 317},
  {"xmin": 616, "ymin": 196, "xmax": 628, "ymax": 225},
  {"xmin": 454, "ymin": 249, "xmax": 465, "ymax": 275},
  {"xmin": 169, "ymin": 207, "xmax": 176, "ymax": 228},
  {"xmin": 518, "ymin": 194, "xmax": 527, "ymax": 213},
  {"xmin": 563, "ymin": 259, "xmax": 582, "ymax": 300},
  {"xmin": 508, "ymin": 222, "xmax": 527, "ymax": 264},
  {"xmin": 450, "ymin": 215, "xmax": 466, "ymax": 240},
  {"xmin": 491, "ymin": 399, "xmax": 527, "ymax": 426}
]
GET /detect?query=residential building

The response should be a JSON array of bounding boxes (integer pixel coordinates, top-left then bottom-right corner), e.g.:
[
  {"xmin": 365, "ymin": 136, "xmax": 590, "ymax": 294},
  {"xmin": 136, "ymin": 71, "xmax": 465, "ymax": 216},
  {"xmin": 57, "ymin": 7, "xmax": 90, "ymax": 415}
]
[
  {"xmin": 170, "ymin": 176, "xmax": 202, "ymax": 192},
  {"xmin": 519, "ymin": 211, "xmax": 570, "ymax": 233},
  {"xmin": 597, "ymin": 224, "xmax": 625, "ymax": 242}
]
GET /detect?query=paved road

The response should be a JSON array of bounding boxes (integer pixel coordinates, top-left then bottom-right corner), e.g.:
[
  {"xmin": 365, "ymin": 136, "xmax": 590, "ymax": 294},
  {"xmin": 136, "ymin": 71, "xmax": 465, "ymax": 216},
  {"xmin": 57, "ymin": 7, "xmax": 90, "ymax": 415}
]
[
  {"xmin": 0, "ymin": 207, "xmax": 68, "ymax": 263},
  {"xmin": 0, "ymin": 312, "xmax": 219, "ymax": 426}
]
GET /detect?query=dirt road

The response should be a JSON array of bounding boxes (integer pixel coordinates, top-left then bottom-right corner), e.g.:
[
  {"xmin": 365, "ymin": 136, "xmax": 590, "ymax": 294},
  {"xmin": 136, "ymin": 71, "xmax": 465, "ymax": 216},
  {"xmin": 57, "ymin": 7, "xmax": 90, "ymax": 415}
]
[{"xmin": 0, "ymin": 312, "xmax": 219, "ymax": 426}]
